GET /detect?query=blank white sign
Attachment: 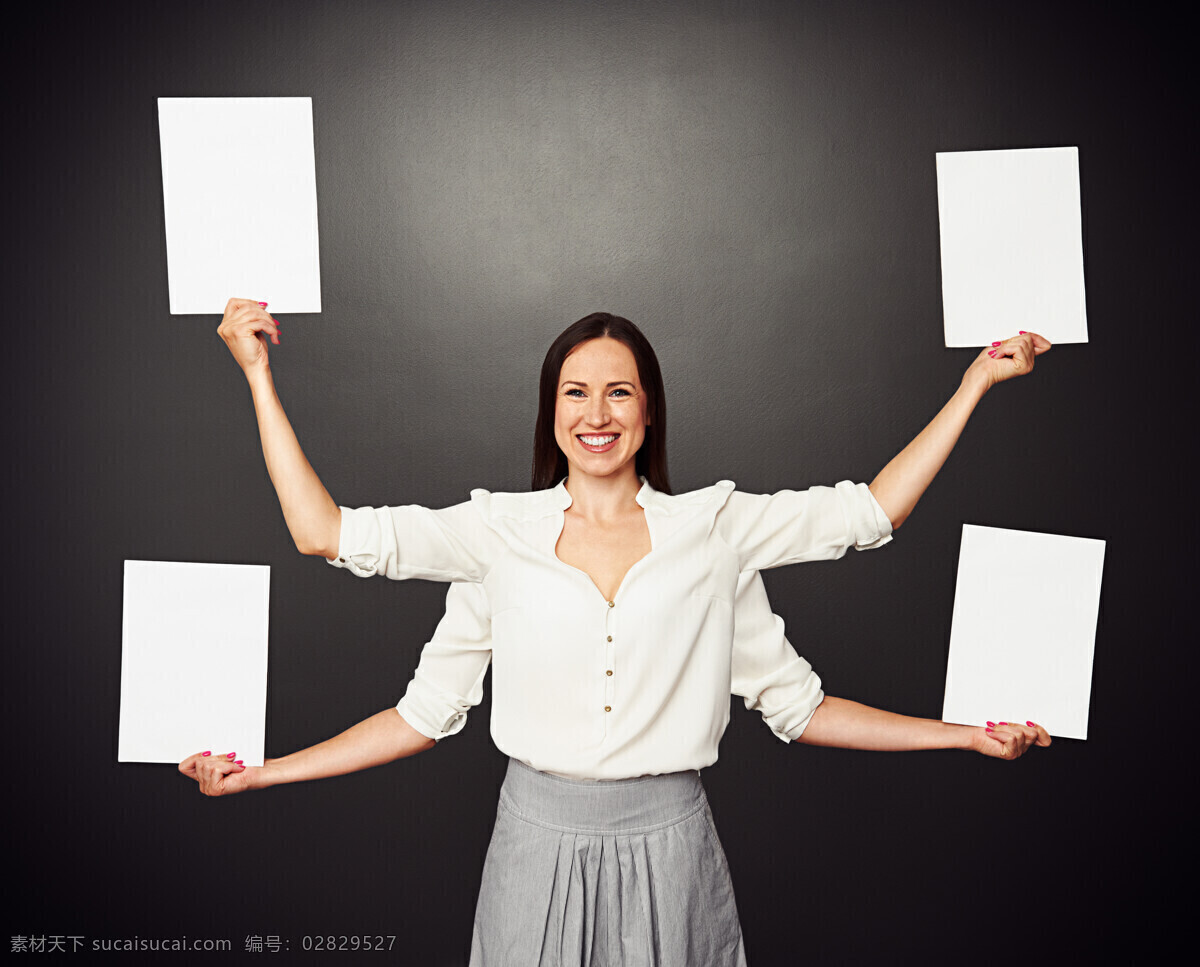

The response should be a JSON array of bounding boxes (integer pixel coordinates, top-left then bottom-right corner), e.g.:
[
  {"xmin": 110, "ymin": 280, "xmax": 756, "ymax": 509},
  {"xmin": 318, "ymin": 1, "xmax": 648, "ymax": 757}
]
[
  {"xmin": 942, "ymin": 524, "xmax": 1104, "ymax": 740},
  {"xmin": 119, "ymin": 560, "xmax": 270, "ymax": 766},
  {"xmin": 936, "ymin": 146, "xmax": 1087, "ymax": 348},
  {"xmin": 158, "ymin": 97, "xmax": 321, "ymax": 314}
]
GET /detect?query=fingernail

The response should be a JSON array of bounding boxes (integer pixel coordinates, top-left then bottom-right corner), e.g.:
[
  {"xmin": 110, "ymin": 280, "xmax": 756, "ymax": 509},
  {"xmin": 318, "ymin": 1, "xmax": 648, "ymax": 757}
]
[
  {"xmin": 258, "ymin": 302, "xmax": 268, "ymax": 307},
  {"xmin": 1026, "ymin": 721, "xmax": 1035, "ymax": 727},
  {"xmin": 226, "ymin": 752, "xmax": 236, "ymax": 759},
  {"xmin": 202, "ymin": 751, "xmax": 211, "ymax": 757},
  {"xmin": 235, "ymin": 760, "xmax": 244, "ymax": 766},
  {"xmin": 999, "ymin": 722, "xmax": 1008, "ymax": 726},
  {"xmin": 992, "ymin": 341, "xmax": 1001, "ymax": 347},
  {"xmin": 986, "ymin": 722, "xmax": 996, "ymax": 728},
  {"xmin": 987, "ymin": 351, "xmax": 996, "ymax": 357},
  {"xmin": 1019, "ymin": 331, "xmax": 1026, "ymax": 335},
  {"xmin": 985, "ymin": 728, "xmax": 993, "ymax": 733}
]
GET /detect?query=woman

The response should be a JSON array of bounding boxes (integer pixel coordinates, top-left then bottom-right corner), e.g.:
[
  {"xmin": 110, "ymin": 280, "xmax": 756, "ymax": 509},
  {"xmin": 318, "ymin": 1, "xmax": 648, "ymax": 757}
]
[{"xmin": 182, "ymin": 304, "xmax": 1052, "ymax": 965}]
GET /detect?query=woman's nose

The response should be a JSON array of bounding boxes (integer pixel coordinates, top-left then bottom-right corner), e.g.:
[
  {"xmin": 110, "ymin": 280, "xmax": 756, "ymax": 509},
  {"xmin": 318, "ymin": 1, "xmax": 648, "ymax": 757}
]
[{"xmin": 585, "ymin": 397, "xmax": 610, "ymax": 426}]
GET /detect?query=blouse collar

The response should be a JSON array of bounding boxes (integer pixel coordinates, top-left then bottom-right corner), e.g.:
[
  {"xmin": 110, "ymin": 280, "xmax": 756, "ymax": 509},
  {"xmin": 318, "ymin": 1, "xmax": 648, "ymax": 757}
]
[{"xmin": 552, "ymin": 476, "xmax": 656, "ymax": 512}]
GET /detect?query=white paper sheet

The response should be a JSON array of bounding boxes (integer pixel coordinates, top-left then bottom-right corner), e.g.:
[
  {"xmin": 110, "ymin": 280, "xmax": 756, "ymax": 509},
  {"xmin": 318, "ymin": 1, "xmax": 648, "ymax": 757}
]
[
  {"xmin": 936, "ymin": 146, "xmax": 1087, "ymax": 347},
  {"xmin": 158, "ymin": 97, "xmax": 321, "ymax": 314},
  {"xmin": 119, "ymin": 560, "xmax": 270, "ymax": 766},
  {"xmin": 942, "ymin": 524, "xmax": 1104, "ymax": 740}
]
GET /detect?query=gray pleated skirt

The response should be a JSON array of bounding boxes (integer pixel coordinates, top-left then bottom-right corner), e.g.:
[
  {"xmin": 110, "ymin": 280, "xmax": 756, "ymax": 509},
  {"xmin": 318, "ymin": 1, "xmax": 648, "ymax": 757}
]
[{"xmin": 469, "ymin": 757, "xmax": 748, "ymax": 967}]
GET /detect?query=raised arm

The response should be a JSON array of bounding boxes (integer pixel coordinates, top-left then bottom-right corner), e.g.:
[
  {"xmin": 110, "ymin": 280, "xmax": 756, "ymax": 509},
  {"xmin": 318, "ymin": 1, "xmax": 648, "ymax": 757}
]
[
  {"xmin": 217, "ymin": 298, "xmax": 341, "ymax": 559},
  {"xmin": 179, "ymin": 708, "xmax": 435, "ymax": 797},
  {"xmin": 796, "ymin": 696, "xmax": 1050, "ymax": 760},
  {"xmin": 867, "ymin": 331, "xmax": 1051, "ymax": 530}
]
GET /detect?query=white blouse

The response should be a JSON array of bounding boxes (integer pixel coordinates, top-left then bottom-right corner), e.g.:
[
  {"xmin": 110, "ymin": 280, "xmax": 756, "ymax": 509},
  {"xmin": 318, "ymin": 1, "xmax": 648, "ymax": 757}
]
[{"xmin": 327, "ymin": 479, "xmax": 893, "ymax": 780}]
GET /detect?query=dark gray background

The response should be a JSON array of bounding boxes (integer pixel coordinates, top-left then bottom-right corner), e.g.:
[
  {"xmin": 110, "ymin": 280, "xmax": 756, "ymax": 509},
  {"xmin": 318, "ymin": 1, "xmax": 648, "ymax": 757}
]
[{"xmin": 7, "ymin": 1, "xmax": 1188, "ymax": 962}]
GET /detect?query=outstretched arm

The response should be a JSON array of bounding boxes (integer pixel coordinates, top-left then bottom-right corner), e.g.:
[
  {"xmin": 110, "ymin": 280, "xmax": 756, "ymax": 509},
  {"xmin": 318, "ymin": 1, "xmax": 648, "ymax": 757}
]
[
  {"xmin": 868, "ymin": 331, "xmax": 1051, "ymax": 530},
  {"xmin": 179, "ymin": 708, "xmax": 435, "ymax": 797},
  {"xmin": 796, "ymin": 696, "xmax": 1050, "ymax": 760},
  {"xmin": 217, "ymin": 298, "xmax": 342, "ymax": 559}
]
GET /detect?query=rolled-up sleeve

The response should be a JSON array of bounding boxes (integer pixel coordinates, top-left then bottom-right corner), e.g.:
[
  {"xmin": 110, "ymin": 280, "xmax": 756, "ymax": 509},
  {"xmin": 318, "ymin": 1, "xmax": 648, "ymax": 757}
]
[
  {"xmin": 325, "ymin": 492, "xmax": 503, "ymax": 582},
  {"xmin": 718, "ymin": 481, "xmax": 893, "ymax": 572},
  {"xmin": 730, "ymin": 570, "xmax": 824, "ymax": 743},
  {"xmin": 396, "ymin": 583, "xmax": 492, "ymax": 741}
]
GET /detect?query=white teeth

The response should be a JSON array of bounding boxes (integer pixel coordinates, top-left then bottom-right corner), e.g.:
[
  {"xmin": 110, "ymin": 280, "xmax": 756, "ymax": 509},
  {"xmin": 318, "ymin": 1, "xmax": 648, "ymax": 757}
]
[{"xmin": 579, "ymin": 434, "xmax": 617, "ymax": 446}]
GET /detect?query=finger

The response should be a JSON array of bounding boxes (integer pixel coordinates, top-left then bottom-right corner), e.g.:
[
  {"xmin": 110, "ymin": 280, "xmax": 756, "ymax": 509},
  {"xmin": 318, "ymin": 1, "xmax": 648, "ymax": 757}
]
[
  {"xmin": 1004, "ymin": 722, "xmax": 1038, "ymax": 744},
  {"xmin": 995, "ymin": 723, "xmax": 1036, "ymax": 758},
  {"xmin": 225, "ymin": 297, "xmax": 261, "ymax": 313},
  {"xmin": 1018, "ymin": 331, "xmax": 1053, "ymax": 354},
  {"xmin": 178, "ymin": 751, "xmax": 212, "ymax": 777},
  {"xmin": 198, "ymin": 754, "xmax": 245, "ymax": 795},
  {"xmin": 1027, "ymin": 721, "xmax": 1052, "ymax": 747},
  {"xmin": 229, "ymin": 305, "xmax": 281, "ymax": 343},
  {"xmin": 985, "ymin": 726, "xmax": 1019, "ymax": 758},
  {"xmin": 994, "ymin": 335, "xmax": 1034, "ymax": 376},
  {"xmin": 983, "ymin": 730, "xmax": 1010, "ymax": 756}
]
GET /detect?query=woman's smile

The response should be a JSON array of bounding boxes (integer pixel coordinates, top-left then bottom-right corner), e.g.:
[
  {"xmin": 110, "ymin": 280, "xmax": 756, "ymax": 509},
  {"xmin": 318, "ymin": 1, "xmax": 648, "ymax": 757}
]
[{"xmin": 576, "ymin": 433, "xmax": 620, "ymax": 452}]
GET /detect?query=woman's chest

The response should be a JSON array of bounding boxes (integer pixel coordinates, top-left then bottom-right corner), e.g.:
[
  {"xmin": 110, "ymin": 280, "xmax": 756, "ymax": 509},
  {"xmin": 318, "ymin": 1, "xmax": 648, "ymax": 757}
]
[
  {"xmin": 554, "ymin": 513, "xmax": 652, "ymax": 602},
  {"xmin": 483, "ymin": 523, "xmax": 738, "ymax": 618}
]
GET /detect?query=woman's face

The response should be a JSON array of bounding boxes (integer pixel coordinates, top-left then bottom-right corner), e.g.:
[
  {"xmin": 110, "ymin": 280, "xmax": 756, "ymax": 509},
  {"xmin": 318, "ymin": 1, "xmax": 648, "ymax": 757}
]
[{"xmin": 554, "ymin": 337, "xmax": 649, "ymax": 484}]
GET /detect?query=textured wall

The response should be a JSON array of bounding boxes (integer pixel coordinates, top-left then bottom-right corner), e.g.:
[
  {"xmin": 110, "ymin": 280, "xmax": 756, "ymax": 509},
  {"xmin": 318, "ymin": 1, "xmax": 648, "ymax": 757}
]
[{"xmin": 7, "ymin": 1, "xmax": 1187, "ymax": 962}]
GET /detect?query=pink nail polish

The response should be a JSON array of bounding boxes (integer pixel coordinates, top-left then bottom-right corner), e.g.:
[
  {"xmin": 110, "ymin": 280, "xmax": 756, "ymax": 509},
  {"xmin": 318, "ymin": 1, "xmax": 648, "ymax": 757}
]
[
  {"xmin": 992, "ymin": 341, "xmax": 1001, "ymax": 347},
  {"xmin": 226, "ymin": 752, "xmax": 236, "ymax": 759},
  {"xmin": 985, "ymin": 728, "xmax": 994, "ymax": 733},
  {"xmin": 1019, "ymin": 331, "xmax": 1027, "ymax": 335},
  {"xmin": 1026, "ymin": 721, "xmax": 1035, "ymax": 727},
  {"xmin": 202, "ymin": 751, "xmax": 211, "ymax": 756},
  {"xmin": 988, "ymin": 351, "xmax": 996, "ymax": 357},
  {"xmin": 986, "ymin": 721, "xmax": 996, "ymax": 728},
  {"xmin": 258, "ymin": 302, "xmax": 268, "ymax": 307},
  {"xmin": 235, "ymin": 760, "xmax": 244, "ymax": 766},
  {"xmin": 999, "ymin": 722, "xmax": 1008, "ymax": 726}
]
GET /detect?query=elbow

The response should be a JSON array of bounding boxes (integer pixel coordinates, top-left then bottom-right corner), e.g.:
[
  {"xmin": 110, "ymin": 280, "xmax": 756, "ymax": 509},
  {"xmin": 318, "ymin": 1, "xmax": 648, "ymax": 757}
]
[
  {"xmin": 294, "ymin": 533, "xmax": 338, "ymax": 559},
  {"xmin": 867, "ymin": 484, "xmax": 905, "ymax": 532},
  {"xmin": 296, "ymin": 507, "xmax": 342, "ymax": 559}
]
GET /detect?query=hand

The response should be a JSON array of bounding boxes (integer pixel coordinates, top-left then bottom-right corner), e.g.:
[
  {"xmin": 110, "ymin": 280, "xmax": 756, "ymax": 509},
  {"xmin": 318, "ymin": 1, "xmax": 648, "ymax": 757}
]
[
  {"xmin": 968, "ymin": 720, "xmax": 1052, "ymax": 761},
  {"xmin": 216, "ymin": 298, "xmax": 282, "ymax": 377},
  {"xmin": 962, "ymin": 331, "xmax": 1052, "ymax": 394},
  {"xmin": 179, "ymin": 750, "xmax": 260, "ymax": 797}
]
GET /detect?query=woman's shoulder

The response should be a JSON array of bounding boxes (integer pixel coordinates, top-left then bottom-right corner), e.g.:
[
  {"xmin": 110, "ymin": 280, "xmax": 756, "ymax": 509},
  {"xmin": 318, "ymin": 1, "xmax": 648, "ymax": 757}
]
[
  {"xmin": 640, "ymin": 480, "xmax": 736, "ymax": 516},
  {"xmin": 469, "ymin": 485, "xmax": 572, "ymax": 522}
]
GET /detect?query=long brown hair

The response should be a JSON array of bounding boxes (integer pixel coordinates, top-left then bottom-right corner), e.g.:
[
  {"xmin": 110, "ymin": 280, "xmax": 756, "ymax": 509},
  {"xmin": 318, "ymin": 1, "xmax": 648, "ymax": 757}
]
[{"xmin": 531, "ymin": 312, "xmax": 671, "ymax": 494}]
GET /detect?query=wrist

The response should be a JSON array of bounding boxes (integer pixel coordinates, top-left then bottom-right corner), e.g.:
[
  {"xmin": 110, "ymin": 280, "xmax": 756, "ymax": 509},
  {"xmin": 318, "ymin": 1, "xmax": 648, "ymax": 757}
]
[
  {"xmin": 957, "ymin": 369, "xmax": 990, "ymax": 403},
  {"xmin": 251, "ymin": 757, "xmax": 287, "ymax": 789},
  {"xmin": 245, "ymin": 364, "xmax": 275, "ymax": 398},
  {"xmin": 953, "ymin": 724, "xmax": 982, "ymax": 752}
]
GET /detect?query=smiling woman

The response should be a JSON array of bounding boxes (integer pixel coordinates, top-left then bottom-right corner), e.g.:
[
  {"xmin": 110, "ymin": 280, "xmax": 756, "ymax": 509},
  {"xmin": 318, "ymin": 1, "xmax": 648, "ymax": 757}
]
[
  {"xmin": 188, "ymin": 301, "xmax": 1053, "ymax": 966},
  {"xmin": 534, "ymin": 312, "xmax": 669, "ymax": 492}
]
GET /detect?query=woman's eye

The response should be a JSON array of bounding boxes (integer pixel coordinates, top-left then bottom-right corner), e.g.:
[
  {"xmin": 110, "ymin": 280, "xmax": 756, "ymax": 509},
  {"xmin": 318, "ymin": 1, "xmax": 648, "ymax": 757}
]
[
  {"xmin": 610, "ymin": 388, "xmax": 631, "ymax": 398},
  {"xmin": 564, "ymin": 389, "xmax": 585, "ymax": 398}
]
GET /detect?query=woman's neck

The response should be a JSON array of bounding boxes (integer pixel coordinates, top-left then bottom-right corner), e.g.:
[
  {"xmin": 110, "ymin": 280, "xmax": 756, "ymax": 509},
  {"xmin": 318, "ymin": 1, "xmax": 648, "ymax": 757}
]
[{"xmin": 563, "ymin": 467, "xmax": 643, "ymax": 522}]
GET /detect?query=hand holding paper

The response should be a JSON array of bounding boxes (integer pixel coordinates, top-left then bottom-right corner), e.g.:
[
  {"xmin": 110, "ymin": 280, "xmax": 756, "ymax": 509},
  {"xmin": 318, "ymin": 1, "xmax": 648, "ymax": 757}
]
[
  {"xmin": 179, "ymin": 750, "xmax": 261, "ymax": 797},
  {"xmin": 961, "ymin": 330, "xmax": 1053, "ymax": 395},
  {"xmin": 967, "ymin": 720, "xmax": 1052, "ymax": 760},
  {"xmin": 218, "ymin": 298, "xmax": 282, "ymax": 377}
]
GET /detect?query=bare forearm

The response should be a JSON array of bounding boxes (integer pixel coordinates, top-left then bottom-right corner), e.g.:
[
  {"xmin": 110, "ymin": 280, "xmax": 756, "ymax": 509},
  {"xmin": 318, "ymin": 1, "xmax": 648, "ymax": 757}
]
[
  {"xmin": 255, "ymin": 709, "xmax": 435, "ymax": 789},
  {"xmin": 868, "ymin": 375, "xmax": 987, "ymax": 530},
  {"xmin": 795, "ymin": 696, "xmax": 973, "ymax": 752},
  {"xmin": 247, "ymin": 368, "xmax": 342, "ymax": 558}
]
